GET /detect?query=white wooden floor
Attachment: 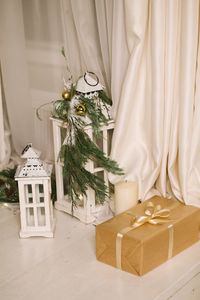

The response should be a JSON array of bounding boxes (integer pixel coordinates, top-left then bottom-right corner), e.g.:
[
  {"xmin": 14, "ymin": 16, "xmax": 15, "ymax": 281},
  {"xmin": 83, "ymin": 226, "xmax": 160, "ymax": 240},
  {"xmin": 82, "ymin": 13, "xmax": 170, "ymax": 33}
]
[{"xmin": 1, "ymin": 205, "xmax": 200, "ymax": 300}]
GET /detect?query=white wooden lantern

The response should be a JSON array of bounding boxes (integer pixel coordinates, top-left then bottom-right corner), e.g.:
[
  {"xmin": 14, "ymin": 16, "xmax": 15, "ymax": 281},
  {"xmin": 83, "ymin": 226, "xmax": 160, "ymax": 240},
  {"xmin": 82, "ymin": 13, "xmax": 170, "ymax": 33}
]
[
  {"xmin": 51, "ymin": 118, "xmax": 114, "ymax": 224},
  {"xmin": 15, "ymin": 144, "xmax": 54, "ymax": 238}
]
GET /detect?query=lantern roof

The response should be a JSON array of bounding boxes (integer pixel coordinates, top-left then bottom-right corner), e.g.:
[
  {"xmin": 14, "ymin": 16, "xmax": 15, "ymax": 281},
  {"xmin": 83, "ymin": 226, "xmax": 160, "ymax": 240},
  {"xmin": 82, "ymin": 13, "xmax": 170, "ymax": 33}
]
[
  {"xmin": 15, "ymin": 144, "xmax": 52, "ymax": 178},
  {"xmin": 21, "ymin": 143, "xmax": 41, "ymax": 159},
  {"xmin": 75, "ymin": 72, "xmax": 104, "ymax": 93}
]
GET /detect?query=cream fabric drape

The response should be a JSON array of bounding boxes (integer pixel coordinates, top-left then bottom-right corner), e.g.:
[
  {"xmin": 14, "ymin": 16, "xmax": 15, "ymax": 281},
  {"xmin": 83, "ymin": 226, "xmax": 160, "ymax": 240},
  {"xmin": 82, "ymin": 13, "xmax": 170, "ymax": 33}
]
[
  {"xmin": 0, "ymin": 2, "xmax": 16, "ymax": 168},
  {"xmin": 0, "ymin": 66, "xmax": 19, "ymax": 170},
  {"xmin": 61, "ymin": 0, "xmax": 200, "ymax": 206},
  {"xmin": 0, "ymin": 67, "xmax": 8, "ymax": 169},
  {"xmin": 1, "ymin": 0, "xmax": 200, "ymax": 206},
  {"xmin": 0, "ymin": 0, "xmax": 35, "ymax": 155},
  {"xmin": 60, "ymin": 0, "xmax": 129, "ymax": 116},
  {"xmin": 0, "ymin": 0, "xmax": 64, "ymax": 160},
  {"xmin": 111, "ymin": 0, "xmax": 200, "ymax": 205}
]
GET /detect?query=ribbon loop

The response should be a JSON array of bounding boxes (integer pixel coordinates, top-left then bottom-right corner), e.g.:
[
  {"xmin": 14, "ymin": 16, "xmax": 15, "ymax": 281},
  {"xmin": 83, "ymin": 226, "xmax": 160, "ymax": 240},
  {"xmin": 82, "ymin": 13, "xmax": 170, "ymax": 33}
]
[{"xmin": 127, "ymin": 203, "xmax": 171, "ymax": 227}]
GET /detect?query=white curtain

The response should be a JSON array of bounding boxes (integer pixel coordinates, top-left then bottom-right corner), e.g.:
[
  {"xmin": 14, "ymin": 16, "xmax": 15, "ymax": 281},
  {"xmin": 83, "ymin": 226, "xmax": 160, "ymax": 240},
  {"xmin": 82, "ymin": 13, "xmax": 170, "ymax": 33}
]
[
  {"xmin": 0, "ymin": 0, "xmax": 35, "ymax": 156},
  {"xmin": 61, "ymin": 0, "xmax": 200, "ymax": 206},
  {"xmin": 0, "ymin": 66, "xmax": 9, "ymax": 169},
  {"xmin": 60, "ymin": 0, "xmax": 129, "ymax": 116},
  {"xmin": 0, "ymin": 0, "xmax": 64, "ymax": 161},
  {"xmin": 1, "ymin": 0, "xmax": 200, "ymax": 206},
  {"xmin": 112, "ymin": 0, "xmax": 200, "ymax": 206},
  {"xmin": 0, "ymin": 64, "xmax": 19, "ymax": 169}
]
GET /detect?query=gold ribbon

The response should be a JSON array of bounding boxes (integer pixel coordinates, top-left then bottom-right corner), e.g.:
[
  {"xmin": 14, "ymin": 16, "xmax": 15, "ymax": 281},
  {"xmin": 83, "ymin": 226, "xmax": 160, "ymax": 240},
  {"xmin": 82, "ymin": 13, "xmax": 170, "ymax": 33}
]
[{"xmin": 116, "ymin": 202, "xmax": 174, "ymax": 270}]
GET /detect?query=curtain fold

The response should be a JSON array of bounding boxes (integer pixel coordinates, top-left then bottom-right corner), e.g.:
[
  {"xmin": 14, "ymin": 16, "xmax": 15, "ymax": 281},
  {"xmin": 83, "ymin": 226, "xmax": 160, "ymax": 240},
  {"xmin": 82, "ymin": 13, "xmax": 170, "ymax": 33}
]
[
  {"xmin": 1, "ymin": 0, "xmax": 200, "ymax": 206},
  {"xmin": 61, "ymin": 0, "xmax": 107, "ymax": 90},
  {"xmin": 0, "ymin": 0, "xmax": 64, "ymax": 161},
  {"xmin": 0, "ymin": 66, "xmax": 7, "ymax": 168},
  {"xmin": 0, "ymin": 65, "xmax": 19, "ymax": 170},
  {"xmin": 0, "ymin": 0, "xmax": 34, "ymax": 155},
  {"xmin": 61, "ymin": 0, "xmax": 200, "ymax": 206}
]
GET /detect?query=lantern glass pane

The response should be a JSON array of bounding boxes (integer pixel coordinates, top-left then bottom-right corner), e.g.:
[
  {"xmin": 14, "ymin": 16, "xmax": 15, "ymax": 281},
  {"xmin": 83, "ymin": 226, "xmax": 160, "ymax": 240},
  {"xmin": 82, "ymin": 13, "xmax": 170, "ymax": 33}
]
[
  {"xmin": 95, "ymin": 170, "xmax": 104, "ymax": 180},
  {"xmin": 29, "ymin": 197, "xmax": 33, "ymax": 203},
  {"xmin": 61, "ymin": 127, "xmax": 67, "ymax": 144},
  {"xmin": 77, "ymin": 194, "xmax": 84, "ymax": 207},
  {"xmin": 109, "ymin": 181, "xmax": 114, "ymax": 195},
  {"xmin": 37, "ymin": 207, "xmax": 46, "ymax": 226},
  {"xmin": 26, "ymin": 207, "xmax": 35, "ymax": 226},
  {"xmin": 93, "ymin": 132, "xmax": 103, "ymax": 169},
  {"xmin": 35, "ymin": 184, "xmax": 44, "ymax": 203},
  {"xmin": 95, "ymin": 170, "xmax": 106, "ymax": 204},
  {"xmin": 63, "ymin": 177, "xmax": 69, "ymax": 197},
  {"xmin": 107, "ymin": 128, "xmax": 113, "ymax": 155},
  {"xmin": 28, "ymin": 184, "xmax": 32, "ymax": 193},
  {"xmin": 25, "ymin": 184, "xmax": 33, "ymax": 204},
  {"xmin": 93, "ymin": 132, "xmax": 103, "ymax": 150},
  {"xmin": 39, "ymin": 184, "xmax": 44, "ymax": 193}
]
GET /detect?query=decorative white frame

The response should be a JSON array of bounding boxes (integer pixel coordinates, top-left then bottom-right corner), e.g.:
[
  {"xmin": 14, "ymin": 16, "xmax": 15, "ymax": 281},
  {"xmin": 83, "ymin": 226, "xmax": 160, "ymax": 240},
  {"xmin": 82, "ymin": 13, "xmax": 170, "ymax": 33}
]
[
  {"xmin": 51, "ymin": 117, "xmax": 114, "ymax": 224},
  {"xmin": 16, "ymin": 174, "xmax": 54, "ymax": 238}
]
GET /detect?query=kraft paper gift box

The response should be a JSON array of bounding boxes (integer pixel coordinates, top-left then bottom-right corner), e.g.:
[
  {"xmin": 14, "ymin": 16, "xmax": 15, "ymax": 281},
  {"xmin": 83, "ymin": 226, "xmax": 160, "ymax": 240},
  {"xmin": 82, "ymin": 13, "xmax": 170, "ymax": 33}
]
[{"xmin": 96, "ymin": 196, "xmax": 200, "ymax": 276}]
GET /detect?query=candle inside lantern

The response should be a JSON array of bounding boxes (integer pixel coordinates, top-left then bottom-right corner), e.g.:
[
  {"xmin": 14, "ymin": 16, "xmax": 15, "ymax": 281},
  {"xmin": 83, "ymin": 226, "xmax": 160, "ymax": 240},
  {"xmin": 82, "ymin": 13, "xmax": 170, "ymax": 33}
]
[{"xmin": 114, "ymin": 181, "xmax": 138, "ymax": 215}]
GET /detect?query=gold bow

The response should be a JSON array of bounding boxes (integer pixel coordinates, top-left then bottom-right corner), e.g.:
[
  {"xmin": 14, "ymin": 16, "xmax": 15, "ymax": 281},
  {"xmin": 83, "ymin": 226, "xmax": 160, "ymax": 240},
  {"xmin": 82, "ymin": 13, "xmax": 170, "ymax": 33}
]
[
  {"xmin": 126, "ymin": 201, "xmax": 171, "ymax": 228},
  {"xmin": 116, "ymin": 202, "xmax": 174, "ymax": 271}
]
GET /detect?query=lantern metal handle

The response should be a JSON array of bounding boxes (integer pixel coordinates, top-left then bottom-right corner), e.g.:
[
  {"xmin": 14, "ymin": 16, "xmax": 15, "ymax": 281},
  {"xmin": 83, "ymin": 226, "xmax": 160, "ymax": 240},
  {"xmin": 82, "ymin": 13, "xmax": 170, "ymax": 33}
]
[{"xmin": 84, "ymin": 71, "xmax": 99, "ymax": 86}]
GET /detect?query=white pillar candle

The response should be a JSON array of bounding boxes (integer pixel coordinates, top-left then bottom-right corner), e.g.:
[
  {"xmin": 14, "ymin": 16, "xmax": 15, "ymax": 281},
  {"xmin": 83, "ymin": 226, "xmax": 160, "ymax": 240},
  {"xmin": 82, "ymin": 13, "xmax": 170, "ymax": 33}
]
[{"xmin": 114, "ymin": 181, "xmax": 138, "ymax": 215}]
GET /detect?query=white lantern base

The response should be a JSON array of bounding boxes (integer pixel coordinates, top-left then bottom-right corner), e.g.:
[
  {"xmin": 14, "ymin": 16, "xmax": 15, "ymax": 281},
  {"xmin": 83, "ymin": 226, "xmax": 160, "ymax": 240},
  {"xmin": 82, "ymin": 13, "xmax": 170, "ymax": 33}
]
[
  {"xmin": 55, "ymin": 198, "xmax": 113, "ymax": 225},
  {"xmin": 19, "ymin": 220, "xmax": 55, "ymax": 238},
  {"xmin": 19, "ymin": 231, "xmax": 54, "ymax": 238},
  {"xmin": 55, "ymin": 199, "xmax": 95, "ymax": 224}
]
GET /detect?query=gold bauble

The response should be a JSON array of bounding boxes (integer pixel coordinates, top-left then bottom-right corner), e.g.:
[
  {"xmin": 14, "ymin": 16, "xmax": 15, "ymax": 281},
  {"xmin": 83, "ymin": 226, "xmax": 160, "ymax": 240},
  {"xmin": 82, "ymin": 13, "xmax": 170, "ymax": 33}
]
[
  {"xmin": 62, "ymin": 90, "xmax": 71, "ymax": 100},
  {"xmin": 75, "ymin": 103, "xmax": 86, "ymax": 116}
]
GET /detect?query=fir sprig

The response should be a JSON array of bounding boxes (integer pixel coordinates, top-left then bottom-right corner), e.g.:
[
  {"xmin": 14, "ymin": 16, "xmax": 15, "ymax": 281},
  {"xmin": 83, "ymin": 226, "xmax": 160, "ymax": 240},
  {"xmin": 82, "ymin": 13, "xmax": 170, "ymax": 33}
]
[
  {"xmin": 0, "ymin": 168, "xmax": 19, "ymax": 203},
  {"xmin": 59, "ymin": 119, "xmax": 123, "ymax": 206},
  {"xmin": 0, "ymin": 167, "xmax": 57, "ymax": 204},
  {"xmin": 98, "ymin": 90, "xmax": 112, "ymax": 106},
  {"xmin": 61, "ymin": 143, "xmax": 109, "ymax": 206},
  {"xmin": 75, "ymin": 127, "xmax": 123, "ymax": 175},
  {"xmin": 81, "ymin": 95, "xmax": 109, "ymax": 137},
  {"xmin": 53, "ymin": 100, "xmax": 70, "ymax": 121}
]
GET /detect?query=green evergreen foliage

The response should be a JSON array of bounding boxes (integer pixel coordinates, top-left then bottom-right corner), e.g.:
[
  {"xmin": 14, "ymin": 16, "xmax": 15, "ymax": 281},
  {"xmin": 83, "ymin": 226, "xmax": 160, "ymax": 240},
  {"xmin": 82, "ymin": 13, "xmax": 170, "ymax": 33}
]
[
  {"xmin": 52, "ymin": 81, "xmax": 124, "ymax": 208},
  {"xmin": 59, "ymin": 119, "xmax": 123, "ymax": 207},
  {"xmin": 0, "ymin": 168, "xmax": 19, "ymax": 203},
  {"xmin": 80, "ymin": 95, "xmax": 109, "ymax": 136},
  {"xmin": 0, "ymin": 167, "xmax": 57, "ymax": 204},
  {"xmin": 75, "ymin": 126, "xmax": 122, "ymax": 174},
  {"xmin": 98, "ymin": 90, "xmax": 112, "ymax": 106},
  {"xmin": 53, "ymin": 100, "xmax": 70, "ymax": 121}
]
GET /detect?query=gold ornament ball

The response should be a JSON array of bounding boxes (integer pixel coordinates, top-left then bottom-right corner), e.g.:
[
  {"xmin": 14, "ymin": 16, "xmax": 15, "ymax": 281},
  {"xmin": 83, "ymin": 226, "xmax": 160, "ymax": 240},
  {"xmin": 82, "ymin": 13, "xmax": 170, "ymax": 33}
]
[
  {"xmin": 75, "ymin": 103, "xmax": 86, "ymax": 116},
  {"xmin": 62, "ymin": 90, "xmax": 71, "ymax": 100}
]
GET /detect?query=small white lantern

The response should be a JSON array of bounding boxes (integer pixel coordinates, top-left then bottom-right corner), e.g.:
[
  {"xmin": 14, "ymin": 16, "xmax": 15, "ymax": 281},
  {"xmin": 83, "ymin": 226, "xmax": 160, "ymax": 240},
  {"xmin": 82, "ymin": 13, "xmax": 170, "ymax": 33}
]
[{"xmin": 15, "ymin": 144, "xmax": 54, "ymax": 238}]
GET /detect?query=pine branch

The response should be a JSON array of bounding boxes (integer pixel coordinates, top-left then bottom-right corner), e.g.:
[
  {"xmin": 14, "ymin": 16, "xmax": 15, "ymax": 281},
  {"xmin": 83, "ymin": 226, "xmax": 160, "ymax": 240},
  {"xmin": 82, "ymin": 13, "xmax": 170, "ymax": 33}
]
[
  {"xmin": 60, "ymin": 143, "xmax": 109, "ymax": 204},
  {"xmin": 0, "ymin": 168, "xmax": 19, "ymax": 203},
  {"xmin": 80, "ymin": 96, "xmax": 109, "ymax": 136},
  {"xmin": 98, "ymin": 90, "xmax": 112, "ymax": 106},
  {"xmin": 59, "ymin": 120, "xmax": 124, "ymax": 206},
  {"xmin": 74, "ymin": 126, "xmax": 124, "ymax": 175},
  {"xmin": 52, "ymin": 100, "xmax": 70, "ymax": 121}
]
